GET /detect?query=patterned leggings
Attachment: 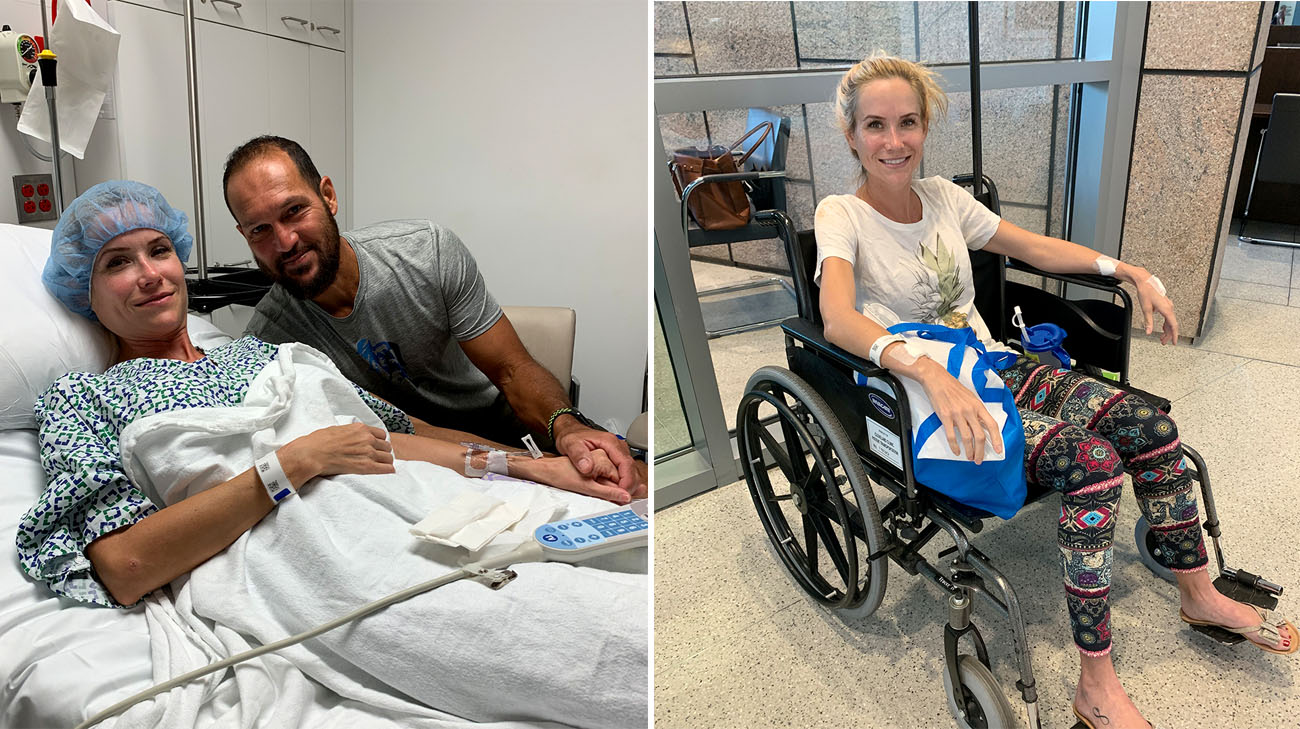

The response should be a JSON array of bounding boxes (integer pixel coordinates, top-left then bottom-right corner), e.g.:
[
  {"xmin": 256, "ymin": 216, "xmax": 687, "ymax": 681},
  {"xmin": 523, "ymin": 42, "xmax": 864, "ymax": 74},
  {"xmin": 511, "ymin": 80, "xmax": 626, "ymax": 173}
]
[{"xmin": 999, "ymin": 358, "xmax": 1209, "ymax": 656}]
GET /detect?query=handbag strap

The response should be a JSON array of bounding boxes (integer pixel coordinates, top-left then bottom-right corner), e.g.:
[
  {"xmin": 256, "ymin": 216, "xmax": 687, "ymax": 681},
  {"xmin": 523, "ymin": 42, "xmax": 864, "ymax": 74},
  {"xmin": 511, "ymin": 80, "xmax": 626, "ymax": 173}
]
[{"xmin": 720, "ymin": 121, "xmax": 774, "ymax": 165}]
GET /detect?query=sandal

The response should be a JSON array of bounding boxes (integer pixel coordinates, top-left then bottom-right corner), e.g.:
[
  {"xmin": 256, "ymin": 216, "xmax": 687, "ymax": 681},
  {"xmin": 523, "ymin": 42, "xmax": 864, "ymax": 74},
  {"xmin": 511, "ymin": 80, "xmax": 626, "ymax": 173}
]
[
  {"xmin": 1179, "ymin": 605, "xmax": 1300, "ymax": 655},
  {"xmin": 1072, "ymin": 705, "xmax": 1158, "ymax": 729}
]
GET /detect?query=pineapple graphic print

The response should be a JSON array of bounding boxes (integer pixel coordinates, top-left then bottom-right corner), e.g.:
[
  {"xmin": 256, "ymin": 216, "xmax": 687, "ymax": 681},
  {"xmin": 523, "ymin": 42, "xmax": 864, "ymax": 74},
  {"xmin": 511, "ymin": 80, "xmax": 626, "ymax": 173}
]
[{"xmin": 910, "ymin": 233, "xmax": 969, "ymax": 329}]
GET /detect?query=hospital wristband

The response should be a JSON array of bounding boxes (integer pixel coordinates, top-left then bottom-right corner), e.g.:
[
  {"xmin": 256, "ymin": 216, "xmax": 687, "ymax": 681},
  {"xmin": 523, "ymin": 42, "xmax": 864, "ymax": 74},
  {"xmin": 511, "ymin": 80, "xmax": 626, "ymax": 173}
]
[
  {"xmin": 255, "ymin": 450, "xmax": 295, "ymax": 505},
  {"xmin": 868, "ymin": 334, "xmax": 906, "ymax": 367}
]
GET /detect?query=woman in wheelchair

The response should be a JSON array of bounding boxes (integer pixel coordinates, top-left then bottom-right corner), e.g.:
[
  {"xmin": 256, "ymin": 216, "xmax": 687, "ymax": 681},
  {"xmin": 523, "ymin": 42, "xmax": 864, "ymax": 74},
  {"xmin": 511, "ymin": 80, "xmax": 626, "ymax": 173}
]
[{"xmin": 815, "ymin": 54, "xmax": 1297, "ymax": 728}]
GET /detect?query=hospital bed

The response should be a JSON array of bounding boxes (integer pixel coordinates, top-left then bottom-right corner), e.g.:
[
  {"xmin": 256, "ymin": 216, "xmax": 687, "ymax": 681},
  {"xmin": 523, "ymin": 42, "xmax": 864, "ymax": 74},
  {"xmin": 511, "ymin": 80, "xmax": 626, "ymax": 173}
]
[{"xmin": 0, "ymin": 222, "xmax": 646, "ymax": 728}]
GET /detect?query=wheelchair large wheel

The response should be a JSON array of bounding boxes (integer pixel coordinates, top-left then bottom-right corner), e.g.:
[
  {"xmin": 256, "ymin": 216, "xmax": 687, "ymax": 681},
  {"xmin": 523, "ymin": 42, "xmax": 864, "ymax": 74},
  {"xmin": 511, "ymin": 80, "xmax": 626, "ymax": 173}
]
[
  {"xmin": 1134, "ymin": 516, "xmax": 1177, "ymax": 585},
  {"xmin": 737, "ymin": 366, "xmax": 888, "ymax": 619},
  {"xmin": 943, "ymin": 654, "xmax": 1019, "ymax": 729},
  {"xmin": 1134, "ymin": 455, "xmax": 1201, "ymax": 585}
]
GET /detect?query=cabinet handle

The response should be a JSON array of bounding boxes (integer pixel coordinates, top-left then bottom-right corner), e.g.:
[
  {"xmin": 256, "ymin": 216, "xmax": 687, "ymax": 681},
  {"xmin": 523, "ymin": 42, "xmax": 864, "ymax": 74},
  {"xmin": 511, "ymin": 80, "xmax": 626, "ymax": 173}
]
[
  {"xmin": 316, "ymin": 25, "xmax": 342, "ymax": 35},
  {"xmin": 211, "ymin": 0, "xmax": 243, "ymax": 7},
  {"xmin": 281, "ymin": 16, "xmax": 310, "ymax": 25}
]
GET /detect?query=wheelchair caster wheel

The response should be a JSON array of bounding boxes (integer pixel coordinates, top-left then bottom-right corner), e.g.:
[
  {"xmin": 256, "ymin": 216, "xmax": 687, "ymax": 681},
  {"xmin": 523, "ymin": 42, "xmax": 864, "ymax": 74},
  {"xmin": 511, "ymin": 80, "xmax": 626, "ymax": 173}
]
[
  {"xmin": 942, "ymin": 654, "xmax": 1018, "ymax": 728},
  {"xmin": 738, "ymin": 366, "xmax": 889, "ymax": 620},
  {"xmin": 1134, "ymin": 516, "xmax": 1177, "ymax": 585}
]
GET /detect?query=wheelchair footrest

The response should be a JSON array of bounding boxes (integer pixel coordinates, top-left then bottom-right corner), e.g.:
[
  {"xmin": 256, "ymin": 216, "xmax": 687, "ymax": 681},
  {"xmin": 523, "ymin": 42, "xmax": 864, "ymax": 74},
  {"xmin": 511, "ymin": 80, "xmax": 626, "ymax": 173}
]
[
  {"xmin": 1214, "ymin": 573, "xmax": 1280, "ymax": 611},
  {"xmin": 1188, "ymin": 575, "xmax": 1282, "ymax": 646}
]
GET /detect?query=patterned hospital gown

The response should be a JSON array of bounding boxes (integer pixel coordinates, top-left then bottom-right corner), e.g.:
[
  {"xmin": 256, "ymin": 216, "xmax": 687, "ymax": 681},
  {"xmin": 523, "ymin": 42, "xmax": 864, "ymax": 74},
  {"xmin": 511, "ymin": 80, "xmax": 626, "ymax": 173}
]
[{"xmin": 15, "ymin": 336, "xmax": 413, "ymax": 607}]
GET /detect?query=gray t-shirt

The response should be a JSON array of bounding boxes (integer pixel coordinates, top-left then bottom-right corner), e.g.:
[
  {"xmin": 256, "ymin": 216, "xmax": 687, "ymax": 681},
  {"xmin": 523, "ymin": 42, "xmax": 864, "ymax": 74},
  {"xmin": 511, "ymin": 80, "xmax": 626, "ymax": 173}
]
[{"xmin": 246, "ymin": 220, "xmax": 504, "ymax": 427}]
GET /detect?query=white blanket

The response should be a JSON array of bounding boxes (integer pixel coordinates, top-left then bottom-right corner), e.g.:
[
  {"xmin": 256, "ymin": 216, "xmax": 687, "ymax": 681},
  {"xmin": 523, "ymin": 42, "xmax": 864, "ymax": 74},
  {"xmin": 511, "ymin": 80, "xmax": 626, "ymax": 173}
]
[{"xmin": 115, "ymin": 343, "xmax": 647, "ymax": 729}]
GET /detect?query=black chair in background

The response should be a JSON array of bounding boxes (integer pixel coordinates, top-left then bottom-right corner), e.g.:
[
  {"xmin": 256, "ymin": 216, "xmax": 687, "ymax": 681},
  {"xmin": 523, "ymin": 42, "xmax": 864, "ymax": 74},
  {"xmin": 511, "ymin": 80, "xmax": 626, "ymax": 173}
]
[
  {"xmin": 680, "ymin": 108, "xmax": 798, "ymax": 339},
  {"xmin": 1239, "ymin": 93, "xmax": 1300, "ymax": 249}
]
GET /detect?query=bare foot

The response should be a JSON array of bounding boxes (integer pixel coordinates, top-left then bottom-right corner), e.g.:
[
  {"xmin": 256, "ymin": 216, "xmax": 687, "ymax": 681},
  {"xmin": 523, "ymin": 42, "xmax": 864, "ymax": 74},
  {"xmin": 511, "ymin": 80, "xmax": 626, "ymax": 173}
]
[
  {"xmin": 1074, "ymin": 681, "xmax": 1150, "ymax": 729},
  {"xmin": 1181, "ymin": 590, "xmax": 1296, "ymax": 652}
]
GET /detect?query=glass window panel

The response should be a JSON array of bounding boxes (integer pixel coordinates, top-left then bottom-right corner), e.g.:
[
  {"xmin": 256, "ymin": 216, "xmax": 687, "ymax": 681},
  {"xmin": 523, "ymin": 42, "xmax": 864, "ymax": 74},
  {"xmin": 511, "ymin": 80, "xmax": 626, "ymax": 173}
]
[
  {"xmin": 708, "ymin": 326, "xmax": 788, "ymax": 431},
  {"xmin": 685, "ymin": 1, "xmax": 797, "ymax": 74},
  {"xmin": 653, "ymin": 302, "xmax": 692, "ymax": 459},
  {"xmin": 654, "ymin": 2, "xmax": 1080, "ymax": 78},
  {"xmin": 978, "ymin": 2, "xmax": 1076, "ymax": 63},
  {"xmin": 791, "ymin": 1, "xmax": 919, "ymax": 63},
  {"xmin": 654, "ymin": 1, "xmax": 692, "ymax": 55}
]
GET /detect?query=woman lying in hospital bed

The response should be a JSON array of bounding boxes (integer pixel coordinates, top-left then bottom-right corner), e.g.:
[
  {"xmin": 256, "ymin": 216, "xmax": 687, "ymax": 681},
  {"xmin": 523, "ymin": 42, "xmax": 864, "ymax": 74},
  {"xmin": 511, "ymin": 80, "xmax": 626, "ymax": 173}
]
[{"xmin": 15, "ymin": 181, "xmax": 647, "ymax": 728}]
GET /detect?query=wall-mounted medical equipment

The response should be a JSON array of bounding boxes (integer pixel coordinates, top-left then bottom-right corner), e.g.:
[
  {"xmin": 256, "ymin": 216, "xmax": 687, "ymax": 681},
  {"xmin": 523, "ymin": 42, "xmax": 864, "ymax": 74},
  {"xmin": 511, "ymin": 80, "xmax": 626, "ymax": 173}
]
[{"xmin": 0, "ymin": 26, "xmax": 39, "ymax": 104}]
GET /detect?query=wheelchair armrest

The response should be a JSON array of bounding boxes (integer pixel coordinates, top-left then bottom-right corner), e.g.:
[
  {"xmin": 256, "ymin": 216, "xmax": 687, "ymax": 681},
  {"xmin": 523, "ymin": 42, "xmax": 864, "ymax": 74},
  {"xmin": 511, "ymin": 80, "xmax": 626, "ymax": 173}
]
[
  {"xmin": 1005, "ymin": 258, "xmax": 1131, "ymax": 307},
  {"xmin": 781, "ymin": 317, "xmax": 883, "ymax": 380}
]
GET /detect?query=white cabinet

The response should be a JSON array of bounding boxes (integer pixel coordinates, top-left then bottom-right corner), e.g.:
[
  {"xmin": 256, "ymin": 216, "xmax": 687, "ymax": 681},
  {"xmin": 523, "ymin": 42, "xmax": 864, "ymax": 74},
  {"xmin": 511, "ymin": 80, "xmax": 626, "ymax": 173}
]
[
  {"xmin": 309, "ymin": 45, "xmax": 346, "ymax": 229},
  {"xmin": 100, "ymin": 1, "xmax": 195, "ymax": 239},
  {"xmin": 196, "ymin": 24, "xmax": 343, "ymax": 265},
  {"xmin": 266, "ymin": 0, "xmax": 313, "ymax": 43},
  {"xmin": 118, "ymin": 0, "xmax": 342, "ymax": 49},
  {"xmin": 193, "ymin": 0, "xmax": 268, "ymax": 33},
  {"xmin": 267, "ymin": 37, "xmax": 312, "ymax": 159},
  {"xmin": 310, "ymin": 0, "xmax": 345, "ymax": 50},
  {"xmin": 265, "ymin": 0, "xmax": 343, "ymax": 49}
]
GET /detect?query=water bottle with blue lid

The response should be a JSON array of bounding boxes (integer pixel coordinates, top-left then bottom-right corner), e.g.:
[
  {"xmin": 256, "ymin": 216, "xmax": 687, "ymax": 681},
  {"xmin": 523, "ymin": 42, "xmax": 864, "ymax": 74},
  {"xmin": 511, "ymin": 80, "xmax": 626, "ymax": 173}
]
[{"xmin": 1012, "ymin": 306, "xmax": 1071, "ymax": 370}]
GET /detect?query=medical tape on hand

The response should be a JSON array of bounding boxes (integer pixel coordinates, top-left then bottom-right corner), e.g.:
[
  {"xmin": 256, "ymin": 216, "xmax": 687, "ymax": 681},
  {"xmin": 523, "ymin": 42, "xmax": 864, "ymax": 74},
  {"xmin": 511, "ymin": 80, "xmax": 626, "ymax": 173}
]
[
  {"xmin": 464, "ymin": 448, "xmax": 487, "ymax": 478},
  {"xmin": 1144, "ymin": 274, "xmax": 1166, "ymax": 296},
  {"xmin": 255, "ymin": 451, "xmax": 295, "ymax": 505},
  {"xmin": 1093, "ymin": 255, "xmax": 1119, "ymax": 277},
  {"xmin": 486, "ymin": 450, "xmax": 508, "ymax": 476}
]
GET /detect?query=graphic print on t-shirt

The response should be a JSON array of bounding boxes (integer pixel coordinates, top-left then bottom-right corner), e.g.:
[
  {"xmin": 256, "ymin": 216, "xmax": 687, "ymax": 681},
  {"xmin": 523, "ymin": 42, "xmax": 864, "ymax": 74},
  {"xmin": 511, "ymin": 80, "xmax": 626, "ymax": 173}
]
[
  {"xmin": 909, "ymin": 233, "xmax": 968, "ymax": 329},
  {"xmin": 357, "ymin": 338, "xmax": 412, "ymax": 381}
]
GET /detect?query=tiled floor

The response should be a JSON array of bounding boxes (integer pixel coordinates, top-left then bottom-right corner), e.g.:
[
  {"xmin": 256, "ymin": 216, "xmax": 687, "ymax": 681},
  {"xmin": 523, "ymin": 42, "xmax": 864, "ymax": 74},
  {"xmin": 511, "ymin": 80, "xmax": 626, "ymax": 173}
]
[
  {"xmin": 1219, "ymin": 219, "xmax": 1300, "ymax": 308},
  {"xmin": 655, "ymin": 223, "xmax": 1300, "ymax": 728}
]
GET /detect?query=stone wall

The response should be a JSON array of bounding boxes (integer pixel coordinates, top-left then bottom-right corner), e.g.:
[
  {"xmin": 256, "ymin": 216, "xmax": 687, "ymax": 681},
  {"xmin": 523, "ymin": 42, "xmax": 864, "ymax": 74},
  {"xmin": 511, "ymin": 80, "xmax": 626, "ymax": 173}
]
[{"xmin": 1118, "ymin": 2, "xmax": 1269, "ymax": 339}]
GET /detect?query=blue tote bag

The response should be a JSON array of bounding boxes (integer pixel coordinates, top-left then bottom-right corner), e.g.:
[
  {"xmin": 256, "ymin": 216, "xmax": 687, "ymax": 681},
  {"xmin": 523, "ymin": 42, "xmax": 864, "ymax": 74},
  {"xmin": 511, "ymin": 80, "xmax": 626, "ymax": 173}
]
[{"xmin": 861, "ymin": 323, "xmax": 1027, "ymax": 519}]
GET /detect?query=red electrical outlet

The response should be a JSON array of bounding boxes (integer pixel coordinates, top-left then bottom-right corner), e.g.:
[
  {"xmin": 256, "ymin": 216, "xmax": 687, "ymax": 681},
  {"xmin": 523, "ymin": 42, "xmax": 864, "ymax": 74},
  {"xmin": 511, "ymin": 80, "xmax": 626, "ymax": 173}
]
[{"xmin": 13, "ymin": 173, "xmax": 57, "ymax": 223}]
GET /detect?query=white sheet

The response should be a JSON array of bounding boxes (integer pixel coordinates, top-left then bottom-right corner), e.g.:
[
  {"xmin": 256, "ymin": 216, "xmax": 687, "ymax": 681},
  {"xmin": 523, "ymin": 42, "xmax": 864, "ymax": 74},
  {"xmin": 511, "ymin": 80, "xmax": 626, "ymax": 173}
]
[
  {"xmin": 0, "ymin": 428, "xmax": 154, "ymax": 729},
  {"xmin": 116, "ymin": 342, "xmax": 647, "ymax": 729},
  {"xmin": 0, "ymin": 315, "xmax": 233, "ymax": 728}
]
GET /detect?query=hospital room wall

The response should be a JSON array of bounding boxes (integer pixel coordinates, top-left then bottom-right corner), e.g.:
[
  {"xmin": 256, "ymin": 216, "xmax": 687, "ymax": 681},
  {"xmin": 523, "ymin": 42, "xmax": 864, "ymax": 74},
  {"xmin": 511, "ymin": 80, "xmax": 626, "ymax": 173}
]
[
  {"xmin": 0, "ymin": 0, "xmax": 77, "ymax": 228},
  {"xmin": 349, "ymin": 0, "xmax": 649, "ymax": 432}
]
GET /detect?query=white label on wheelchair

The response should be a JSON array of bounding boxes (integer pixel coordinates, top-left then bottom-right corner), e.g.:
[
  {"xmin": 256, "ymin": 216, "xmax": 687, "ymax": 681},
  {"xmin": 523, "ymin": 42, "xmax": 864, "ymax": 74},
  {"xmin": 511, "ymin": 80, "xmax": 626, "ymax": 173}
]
[{"xmin": 865, "ymin": 417, "xmax": 903, "ymax": 470}]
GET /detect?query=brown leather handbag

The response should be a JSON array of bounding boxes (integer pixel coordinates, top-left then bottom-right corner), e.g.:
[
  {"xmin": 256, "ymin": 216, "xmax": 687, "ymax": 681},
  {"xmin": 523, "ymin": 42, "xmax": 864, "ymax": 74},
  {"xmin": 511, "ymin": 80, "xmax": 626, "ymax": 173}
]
[{"xmin": 669, "ymin": 121, "xmax": 773, "ymax": 231}]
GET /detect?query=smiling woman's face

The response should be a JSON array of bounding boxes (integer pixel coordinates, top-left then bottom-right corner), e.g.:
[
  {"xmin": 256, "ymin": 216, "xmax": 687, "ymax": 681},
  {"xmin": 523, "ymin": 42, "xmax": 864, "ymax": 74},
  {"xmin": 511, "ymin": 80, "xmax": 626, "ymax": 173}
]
[
  {"xmin": 846, "ymin": 76, "xmax": 927, "ymax": 188},
  {"xmin": 89, "ymin": 227, "xmax": 188, "ymax": 341}
]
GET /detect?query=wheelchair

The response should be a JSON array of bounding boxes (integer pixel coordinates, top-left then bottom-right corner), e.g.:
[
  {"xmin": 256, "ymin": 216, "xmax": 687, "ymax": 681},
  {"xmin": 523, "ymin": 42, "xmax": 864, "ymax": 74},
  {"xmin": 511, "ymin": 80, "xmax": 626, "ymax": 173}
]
[{"xmin": 732, "ymin": 175, "xmax": 1287, "ymax": 729}]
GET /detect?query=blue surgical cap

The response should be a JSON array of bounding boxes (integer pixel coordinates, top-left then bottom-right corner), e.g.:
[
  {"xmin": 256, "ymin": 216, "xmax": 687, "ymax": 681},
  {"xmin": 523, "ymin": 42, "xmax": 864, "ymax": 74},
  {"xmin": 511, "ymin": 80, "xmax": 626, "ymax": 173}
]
[{"xmin": 42, "ymin": 180, "xmax": 193, "ymax": 321}]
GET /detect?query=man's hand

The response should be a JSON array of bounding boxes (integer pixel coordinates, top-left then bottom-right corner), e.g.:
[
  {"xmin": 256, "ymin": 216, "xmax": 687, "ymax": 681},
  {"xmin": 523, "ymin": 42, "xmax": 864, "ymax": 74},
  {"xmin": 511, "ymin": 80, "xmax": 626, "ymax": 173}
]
[
  {"xmin": 527, "ymin": 454, "xmax": 629, "ymax": 504},
  {"xmin": 553, "ymin": 416, "xmax": 642, "ymax": 497}
]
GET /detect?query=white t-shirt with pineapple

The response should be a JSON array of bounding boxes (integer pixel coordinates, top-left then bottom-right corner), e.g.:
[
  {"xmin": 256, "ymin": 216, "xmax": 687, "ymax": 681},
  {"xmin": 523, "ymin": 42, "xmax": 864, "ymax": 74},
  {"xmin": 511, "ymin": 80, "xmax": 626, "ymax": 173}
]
[{"xmin": 812, "ymin": 176, "xmax": 1010, "ymax": 351}]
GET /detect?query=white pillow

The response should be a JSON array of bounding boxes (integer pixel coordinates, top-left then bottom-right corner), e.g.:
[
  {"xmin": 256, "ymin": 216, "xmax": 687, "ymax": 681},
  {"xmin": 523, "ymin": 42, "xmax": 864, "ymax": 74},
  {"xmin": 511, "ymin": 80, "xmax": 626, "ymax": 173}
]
[{"xmin": 0, "ymin": 223, "xmax": 234, "ymax": 431}]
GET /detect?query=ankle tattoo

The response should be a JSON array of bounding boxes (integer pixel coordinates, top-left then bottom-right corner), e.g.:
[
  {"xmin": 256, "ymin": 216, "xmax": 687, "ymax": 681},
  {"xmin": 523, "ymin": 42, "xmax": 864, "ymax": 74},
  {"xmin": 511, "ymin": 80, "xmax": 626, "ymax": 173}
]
[{"xmin": 1092, "ymin": 707, "xmax": 1111, "ymax": 726}]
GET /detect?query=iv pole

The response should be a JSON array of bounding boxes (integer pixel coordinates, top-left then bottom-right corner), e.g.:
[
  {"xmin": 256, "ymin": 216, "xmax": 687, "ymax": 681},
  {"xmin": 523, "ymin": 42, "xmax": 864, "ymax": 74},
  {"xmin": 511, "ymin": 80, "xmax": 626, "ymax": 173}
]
[{"xmin": 36, "ymin": 0, "xmax": 64, "ymax": 214}]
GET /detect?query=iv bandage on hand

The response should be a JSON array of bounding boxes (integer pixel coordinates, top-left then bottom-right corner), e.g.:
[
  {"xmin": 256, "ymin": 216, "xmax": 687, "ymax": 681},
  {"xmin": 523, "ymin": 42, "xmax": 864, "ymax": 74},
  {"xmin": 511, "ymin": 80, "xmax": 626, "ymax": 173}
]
[
  {"xmin": 1093, "ymin": 255, "xmax": 1119, "ymax": 277},
  {"xmin": 1142, "ymin": 273, "xmax": 1166, "ymax": 296}
]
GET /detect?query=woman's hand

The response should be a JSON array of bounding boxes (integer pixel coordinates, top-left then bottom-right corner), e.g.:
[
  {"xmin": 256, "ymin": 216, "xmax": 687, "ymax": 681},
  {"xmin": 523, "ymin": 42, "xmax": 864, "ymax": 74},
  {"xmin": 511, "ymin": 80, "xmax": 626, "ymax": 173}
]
[
  {"xmin": 1130, "ymin": 267, "xmax": 1179, "ymax": 345},
  {"xmin": 279, "ymin": 423, "xmax": 395, "ymax": 486},
  {"xmin": 915, "ymin": 358, "xmax": 1003, "ymax": 465},
  {"xmin": 523, "ymin": 452, "xmax": 632, "ymax": 504}
]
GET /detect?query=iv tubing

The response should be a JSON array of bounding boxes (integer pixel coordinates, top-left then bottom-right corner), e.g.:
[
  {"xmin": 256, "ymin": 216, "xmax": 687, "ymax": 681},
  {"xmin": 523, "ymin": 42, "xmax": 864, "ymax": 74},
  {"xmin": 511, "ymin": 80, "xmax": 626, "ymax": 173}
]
[{"xmin": 74, "ymin": 540, "xmax": 546, "ymax": 729}]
